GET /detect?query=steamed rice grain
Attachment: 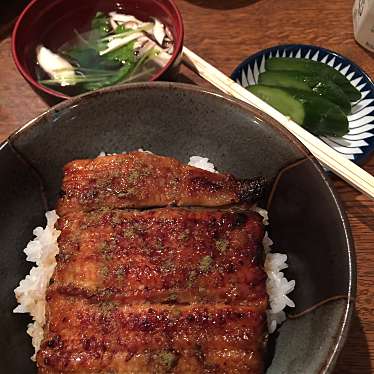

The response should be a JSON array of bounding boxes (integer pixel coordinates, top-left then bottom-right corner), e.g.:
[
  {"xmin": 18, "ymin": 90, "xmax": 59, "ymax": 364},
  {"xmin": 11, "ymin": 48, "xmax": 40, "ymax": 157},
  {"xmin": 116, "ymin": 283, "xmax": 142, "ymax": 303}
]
[
  {"xmin": 188, "ymin": 156, "xmax": 217, "ymax": 173},
  {"xmin": 13, "ymin": 211, "xmax": 60, "ymax": 360}
]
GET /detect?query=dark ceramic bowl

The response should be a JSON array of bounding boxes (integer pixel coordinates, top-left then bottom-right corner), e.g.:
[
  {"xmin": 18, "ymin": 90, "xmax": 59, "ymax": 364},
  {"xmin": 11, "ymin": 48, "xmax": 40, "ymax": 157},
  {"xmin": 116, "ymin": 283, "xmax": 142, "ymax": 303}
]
[
  {"xmin": 0, "ymin": 83, "xmax": 355, "ymax": 373},
  {"xmin": 11, "ymin": 0, "xmax": 184, "ymax": 104}
]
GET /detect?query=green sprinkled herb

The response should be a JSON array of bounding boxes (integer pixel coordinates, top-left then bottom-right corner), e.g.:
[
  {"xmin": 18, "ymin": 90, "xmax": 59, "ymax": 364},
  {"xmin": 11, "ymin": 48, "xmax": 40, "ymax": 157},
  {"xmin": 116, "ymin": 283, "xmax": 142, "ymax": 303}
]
[
  {"xmin": 127, "ymin": 170, "xmax": 140, "ymax": 184},
  {"xmin": 178, "ymin": 230, "xmax": 190, "ymax": 241},
  {"xmin": 99, "ymin": 301, "xmax": 118, "ymax": 314},
  {"xmin": 157, "ymin": 350, "xmax": 178, "ymax": 370},
  {"xmin": 215, "ymin": 239, "xmax": 229, "ymax": 254},
  {"xmin": 167, "ymin": 293, "xmax": 178, "ymax": 302},
  {"xmin": 123, "ymin": 228, "xmax": 135, "ymax": 238},
  {"xmin": 155, "ymin": 238, "xmax": 164, "ymax": 251},
  {"xmin": 169, "ymin": 178, "xmax": 179, "ymax": 191},
  {"xmin": 99, "ymin": 242, "xmax": 113, "ymax": 260},
  {"xmin": 117, "ymin": 187, "xmax": 136, "ymax": 198},
  {"xmin": 199, "ymin": 256, "xmax": 213, "ymax": 273},
  {"xmin": 99, "ymin": 288, "xmax": 115, "ymax": 298},
  {"xmin": 100, "ymin": 266, "xmax": 109, "ymax": 277},
  {"xmin": 162, "ymin": 260, "xmax": 175, "ymax": 273},
  {"xmin": 133, "ymin": 222, "xmax": 145, "ymax": 234},
  {"xmin": 127, "ymin": 187, "xmax": 136, "ymax": 195},
  {"xmin": 111, "ymin": 213, "xmax": 122, "ymax": 225},
  {"xmin": 106, "ymin": 254, "xmax": 113, "ymax": 261},
  {"xmin": 187, "ymin": 270, "xmax": 197, "ymax": 288},
  {"xmin": 115, "ymin": 266, "xmax": 126, "ymax": 278},
  {"xmin": 171, "ymin": 308, "xmax": 182, "ymax": 318},
  {"xmin": 99, "ymin": 243, "xmax": 109, "ymax": 252}
]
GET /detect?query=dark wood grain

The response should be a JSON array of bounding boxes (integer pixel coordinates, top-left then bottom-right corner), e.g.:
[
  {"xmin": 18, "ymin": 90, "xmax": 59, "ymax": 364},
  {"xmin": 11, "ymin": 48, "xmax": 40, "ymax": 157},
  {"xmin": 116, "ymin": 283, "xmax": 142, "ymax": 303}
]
[{"xmin": 0, "ymin": 0, "xmax": 373, "ymax": 372}]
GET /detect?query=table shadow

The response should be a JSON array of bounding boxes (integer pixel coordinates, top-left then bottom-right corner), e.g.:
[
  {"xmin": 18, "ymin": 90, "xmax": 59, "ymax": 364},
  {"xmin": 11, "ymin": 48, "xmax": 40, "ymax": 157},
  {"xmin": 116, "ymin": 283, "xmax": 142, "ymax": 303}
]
[
  {"xmin": 0, "ymin": 1, "xmax": 31, "ymax": 40},
  {"xmin": 176, "ymin": 73, "xmax": 197, "ymax": 85},
  {"xmin": 359, "ymin": 45, "xmax": 374, "ymax": 59},
  {"xmin": 184, "ymin": 0, "xmax": 260, "ymax": 10},
  {"xmin": 349, "ymin": 198, "xmax": 374, "ymax": 232},
  {"xmin": 329, "ymin": 170, "xmax": 374, "ymax": 232},
  {"xmin": 334, "ymin": 309, "xmax": 371, "ymax": 373}
]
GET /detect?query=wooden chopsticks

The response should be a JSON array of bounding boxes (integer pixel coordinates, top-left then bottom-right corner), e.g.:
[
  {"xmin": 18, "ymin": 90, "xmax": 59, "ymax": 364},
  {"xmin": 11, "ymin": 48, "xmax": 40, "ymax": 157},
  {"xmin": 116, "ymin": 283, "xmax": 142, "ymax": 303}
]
[{"xmin": 182, "ymin": 47, "xmax": 374, "ymax": 200}]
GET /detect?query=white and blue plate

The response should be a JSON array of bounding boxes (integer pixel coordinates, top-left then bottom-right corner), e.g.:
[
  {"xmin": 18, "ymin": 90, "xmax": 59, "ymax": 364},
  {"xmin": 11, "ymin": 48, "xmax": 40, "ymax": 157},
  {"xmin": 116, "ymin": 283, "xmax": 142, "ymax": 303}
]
[{"xmin": 231, "ymin": 44, "xmax": 374, "ymax": 164}]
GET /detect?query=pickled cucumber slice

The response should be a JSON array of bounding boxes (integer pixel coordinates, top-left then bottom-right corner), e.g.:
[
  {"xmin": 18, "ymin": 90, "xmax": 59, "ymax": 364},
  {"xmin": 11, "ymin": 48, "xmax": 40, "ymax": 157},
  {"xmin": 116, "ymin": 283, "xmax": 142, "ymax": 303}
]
[
  {"xmin": 258, "ymin": 70, "xmax": 351, "ymax": 114},
  {"xmin": 248, "ymin": 84, "xmax": 349, "ymax": 137},
  {"xmin": 265, "ymin": 57, "xmax": 361, "ymax": 102}
]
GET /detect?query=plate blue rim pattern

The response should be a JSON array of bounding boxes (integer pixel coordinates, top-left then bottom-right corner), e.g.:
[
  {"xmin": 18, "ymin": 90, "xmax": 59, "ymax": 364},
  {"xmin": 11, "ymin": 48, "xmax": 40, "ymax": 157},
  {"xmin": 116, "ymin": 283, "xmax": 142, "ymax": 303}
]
[{"xmin": 231, "ymin": 44, "xmax": 374, "ymax": 165}]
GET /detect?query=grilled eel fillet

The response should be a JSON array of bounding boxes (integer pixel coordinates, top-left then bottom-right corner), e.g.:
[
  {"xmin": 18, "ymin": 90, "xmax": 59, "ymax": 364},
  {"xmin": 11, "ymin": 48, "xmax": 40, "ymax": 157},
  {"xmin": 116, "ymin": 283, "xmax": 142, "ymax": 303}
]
[
  {"xmin": 57, "ymin": 151, "xmax": 266, "ymax": 215},
  {"xmin": 37, "ymin": 154, "xmax": 268, "ymax": 374}
]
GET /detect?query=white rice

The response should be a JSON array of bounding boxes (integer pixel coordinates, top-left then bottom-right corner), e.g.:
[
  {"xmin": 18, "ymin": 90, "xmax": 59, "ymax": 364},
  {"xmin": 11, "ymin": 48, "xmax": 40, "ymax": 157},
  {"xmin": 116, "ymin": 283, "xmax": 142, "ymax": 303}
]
[
  {"xmin": 188, "ymin": 156, "xmax": 217, "ymax": 173},
  {"xmin": 13, "ymin": 210, "xmax": 60, "ymax": 360},
  {"xmin": 254, "ymin": 208, "xmax": 296, "ymax": 333},
  {"xmin": 14, "ymin": 153, "xmax": 295, "ymax": 359}
]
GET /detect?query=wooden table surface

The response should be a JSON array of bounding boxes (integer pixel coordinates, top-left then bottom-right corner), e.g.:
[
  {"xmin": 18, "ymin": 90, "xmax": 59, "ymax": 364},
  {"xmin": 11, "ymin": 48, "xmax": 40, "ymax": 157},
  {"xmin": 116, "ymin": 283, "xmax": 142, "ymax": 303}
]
[{"xmin": 0, "ymin": 0, "xmax": 373, "ymax": 372}]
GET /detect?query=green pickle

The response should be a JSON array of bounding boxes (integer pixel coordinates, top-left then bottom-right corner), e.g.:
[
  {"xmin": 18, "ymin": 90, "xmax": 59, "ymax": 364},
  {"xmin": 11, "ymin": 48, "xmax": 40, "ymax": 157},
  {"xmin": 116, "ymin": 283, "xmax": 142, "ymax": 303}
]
[
  {"xmin": 248, "ymin": 85, "xmax": 349, "ymax": 137},
  {"xmin": 265, "ymin": 57, "xmax": 361, "ymax": 102},
  {"xmin": 257, "ymin": 70, "xmax": 351, "ymax": 114}
]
